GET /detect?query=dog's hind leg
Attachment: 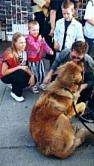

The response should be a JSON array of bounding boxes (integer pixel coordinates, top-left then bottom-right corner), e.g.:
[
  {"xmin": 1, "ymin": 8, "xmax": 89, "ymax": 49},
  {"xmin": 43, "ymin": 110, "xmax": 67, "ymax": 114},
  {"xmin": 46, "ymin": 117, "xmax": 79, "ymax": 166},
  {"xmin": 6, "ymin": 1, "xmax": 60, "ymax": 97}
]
[
  {"xmin": 53, "ymin": 114, "xmax": 75, "ymax": 158},
  {"xmin": 55, "ymin": 114, "xmax": 73, "ymax": 132},
  {"xmin": 73, "ymin": 128, "xmax": 90, "ymax": 148}
]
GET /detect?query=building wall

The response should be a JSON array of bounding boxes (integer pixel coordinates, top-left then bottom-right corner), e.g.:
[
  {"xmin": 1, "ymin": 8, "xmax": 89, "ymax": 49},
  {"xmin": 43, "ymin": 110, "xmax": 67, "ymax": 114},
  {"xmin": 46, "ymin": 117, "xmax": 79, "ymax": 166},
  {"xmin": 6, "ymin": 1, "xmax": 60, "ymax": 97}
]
[
  {"xmin": 0, "ymin": 0, "xmax": 88, "ymax": 41},
  {"xmin": 0, "ymin": 0, "xmax": 32, "ymax": 41}
]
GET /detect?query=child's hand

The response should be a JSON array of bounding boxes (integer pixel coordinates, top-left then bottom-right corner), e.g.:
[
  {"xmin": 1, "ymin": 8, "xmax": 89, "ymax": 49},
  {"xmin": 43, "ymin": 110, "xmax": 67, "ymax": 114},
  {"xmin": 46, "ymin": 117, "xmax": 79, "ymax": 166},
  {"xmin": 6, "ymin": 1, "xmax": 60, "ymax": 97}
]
[
  {"xmin": 38, "ymin": 35, "xmax": 42, "ymax": 41},
  {"xmin": 50, "ymin": 50, "xmax": 54, "ymax": 55}
]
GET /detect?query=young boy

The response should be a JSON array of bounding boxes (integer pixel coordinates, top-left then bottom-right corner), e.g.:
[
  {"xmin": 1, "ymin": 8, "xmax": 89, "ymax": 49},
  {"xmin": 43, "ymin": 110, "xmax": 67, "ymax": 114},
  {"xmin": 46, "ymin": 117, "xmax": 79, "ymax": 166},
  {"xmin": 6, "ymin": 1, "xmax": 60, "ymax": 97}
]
[
  {"xmin": 26, "ymin": 20, "xmax": 53, "ymax": 93},
  {"xmin": 54, "ymin": 1, "xmax": 84, "ymax": 58}
]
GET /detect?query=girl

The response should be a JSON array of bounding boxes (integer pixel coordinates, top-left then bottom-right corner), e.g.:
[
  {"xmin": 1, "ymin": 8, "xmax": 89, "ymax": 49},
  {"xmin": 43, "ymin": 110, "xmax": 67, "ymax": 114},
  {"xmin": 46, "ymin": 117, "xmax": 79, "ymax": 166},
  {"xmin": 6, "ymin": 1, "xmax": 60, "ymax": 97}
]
[{"xmin": 1, "ymin": 32, "xmax": 35, "ymax": 102}]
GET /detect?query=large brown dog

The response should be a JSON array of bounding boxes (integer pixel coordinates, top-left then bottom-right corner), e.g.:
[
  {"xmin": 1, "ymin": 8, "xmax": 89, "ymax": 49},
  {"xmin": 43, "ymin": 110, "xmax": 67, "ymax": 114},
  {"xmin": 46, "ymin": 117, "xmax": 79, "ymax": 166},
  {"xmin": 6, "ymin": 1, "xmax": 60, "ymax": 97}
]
[{"xmin": 29, "ymin": 61, "xmax": 87, "ymax": 159}]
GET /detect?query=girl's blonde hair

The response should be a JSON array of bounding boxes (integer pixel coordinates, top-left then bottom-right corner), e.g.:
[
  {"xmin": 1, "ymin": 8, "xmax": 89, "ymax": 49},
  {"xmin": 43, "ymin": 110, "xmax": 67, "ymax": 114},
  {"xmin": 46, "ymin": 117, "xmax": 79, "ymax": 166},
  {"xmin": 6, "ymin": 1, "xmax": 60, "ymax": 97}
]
[{"xmin": 12, "ymin": 32, "xmax": 24, "ymax": 51}]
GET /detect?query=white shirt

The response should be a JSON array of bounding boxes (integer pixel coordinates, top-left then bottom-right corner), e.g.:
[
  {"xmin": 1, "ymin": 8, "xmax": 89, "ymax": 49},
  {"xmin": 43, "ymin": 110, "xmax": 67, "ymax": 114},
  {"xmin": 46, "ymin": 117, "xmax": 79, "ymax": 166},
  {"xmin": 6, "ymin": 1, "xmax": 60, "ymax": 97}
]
[
  {"xmin": 84, "ymin": 0, "xmax": 94, "ymax": 39},
  {"xmin": 54, "ymin": 18, "xmax": 85, "ymax": 51}
]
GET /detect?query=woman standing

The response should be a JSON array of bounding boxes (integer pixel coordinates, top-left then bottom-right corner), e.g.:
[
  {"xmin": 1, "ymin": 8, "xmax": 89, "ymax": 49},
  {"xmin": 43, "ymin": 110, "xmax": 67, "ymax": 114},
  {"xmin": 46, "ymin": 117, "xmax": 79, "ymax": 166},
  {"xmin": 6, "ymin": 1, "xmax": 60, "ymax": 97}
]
[
  {"xmin": 1, "ymin": 32, "xmax": 35, "ymax": 102},
  {"xmin": 84, "ymin": 0, "xmax": 94, "ymax": 58}
]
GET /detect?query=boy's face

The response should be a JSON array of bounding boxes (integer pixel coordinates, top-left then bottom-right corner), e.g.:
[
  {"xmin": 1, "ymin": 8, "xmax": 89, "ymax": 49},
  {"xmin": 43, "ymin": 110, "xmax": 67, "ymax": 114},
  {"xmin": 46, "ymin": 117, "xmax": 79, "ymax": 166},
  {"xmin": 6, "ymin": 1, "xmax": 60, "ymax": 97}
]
[
  {"xmin": 62, "ymin": 7, "xmax": 74, "ymax": 21},
  {"xmin": 29, "ymin": 24, "xmax": 39, "ymax": 37}
]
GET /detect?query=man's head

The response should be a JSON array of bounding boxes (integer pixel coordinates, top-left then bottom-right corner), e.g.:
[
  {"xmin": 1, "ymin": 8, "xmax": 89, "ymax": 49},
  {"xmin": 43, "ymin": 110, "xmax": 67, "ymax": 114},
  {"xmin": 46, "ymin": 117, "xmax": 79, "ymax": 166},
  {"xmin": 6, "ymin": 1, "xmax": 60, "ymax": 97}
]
[
  {"xmin": 61, "ymin": 1, "xmax": 75, "ymax": 21},
  {"xmin": 70, "ymin": 41, "xmax": 88, "ymax": 62}
]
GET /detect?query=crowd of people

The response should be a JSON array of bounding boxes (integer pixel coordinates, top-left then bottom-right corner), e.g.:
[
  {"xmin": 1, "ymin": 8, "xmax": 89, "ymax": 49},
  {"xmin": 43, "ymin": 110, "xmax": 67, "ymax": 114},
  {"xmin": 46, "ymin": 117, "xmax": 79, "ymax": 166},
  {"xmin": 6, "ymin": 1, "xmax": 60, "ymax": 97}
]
[{"xmin": 0, "ymin": 0, "xmax": 94, "ymax": 110}]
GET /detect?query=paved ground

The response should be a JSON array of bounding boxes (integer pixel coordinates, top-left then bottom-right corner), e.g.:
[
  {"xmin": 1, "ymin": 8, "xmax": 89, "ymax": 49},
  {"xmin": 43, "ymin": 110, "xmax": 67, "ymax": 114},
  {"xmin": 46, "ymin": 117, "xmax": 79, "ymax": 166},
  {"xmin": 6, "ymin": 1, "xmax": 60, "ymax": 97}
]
[
  {"xmin": 0, "ymin": 42, "xmax": 94, "ymax": 166},
  {"xmin": 0, "ymin": 80, "xmax": 94, "ymax": 166}
]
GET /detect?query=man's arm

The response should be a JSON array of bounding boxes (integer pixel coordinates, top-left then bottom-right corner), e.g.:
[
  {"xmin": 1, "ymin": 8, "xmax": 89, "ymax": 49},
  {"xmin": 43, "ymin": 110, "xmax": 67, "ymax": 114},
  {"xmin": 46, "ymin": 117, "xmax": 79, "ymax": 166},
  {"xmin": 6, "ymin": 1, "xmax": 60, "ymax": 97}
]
[
  {"xmin": 76, "ymin": 22, "xmax": 85, "ymax": 42},
  {"xmin": 86, "ymin": 18, "xmax": 94, "ymax": 26},
  {"xmin": 84, "ymin": 0, "xmax": 94, "ymax": 26},
  {"xmin": 49, "ymin": 10, "xmax": 56, "ymax": 36},
  {"xmin": 49, "ymin": 0, "xmax": 59, "ymax": 36},
  {"xmin": 85, "ymin": 54, "xmax": 94, "ymax": 69},
  {"xmin": 43, "ymin": 49, "xmax": 70, "ymax": 84},
  {"xmin": 84, "ymin": 54, "xmax": 94, "ymax": 87},
  {"xmin": 51, "ymin": 49, "xmax": 70, "ymax": 71}
]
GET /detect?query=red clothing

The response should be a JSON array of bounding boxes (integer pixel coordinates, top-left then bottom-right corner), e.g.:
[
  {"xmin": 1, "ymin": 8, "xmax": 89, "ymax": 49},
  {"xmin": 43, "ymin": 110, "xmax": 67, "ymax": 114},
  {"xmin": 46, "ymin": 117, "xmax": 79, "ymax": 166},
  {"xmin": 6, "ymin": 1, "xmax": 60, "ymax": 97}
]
[
  {"xmin": 26, "ymin": 35, "xmax": 52, "ymax": 62},
  {"xmin": 0, "ymin": 49, "xmax": 20, "ymax": 78},
  {"xmin": 3, "ymin": 50, "xmax": 20, "ymax": 68}
]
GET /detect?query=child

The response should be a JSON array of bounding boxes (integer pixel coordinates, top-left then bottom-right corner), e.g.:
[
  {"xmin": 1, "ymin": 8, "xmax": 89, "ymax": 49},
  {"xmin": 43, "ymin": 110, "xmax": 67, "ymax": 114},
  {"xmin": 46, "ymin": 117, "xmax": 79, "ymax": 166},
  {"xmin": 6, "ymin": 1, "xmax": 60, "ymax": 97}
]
[
  {"xmin": 54, "ymin": 1, "xmax": 84, "ymax": 58},
  {"xmin": 26, "ymin": 20, "xmax": 53, "ymax": 93},
  {"xmin": 1, "ymin": 32, "xmax": 35, "ymax": 102}
]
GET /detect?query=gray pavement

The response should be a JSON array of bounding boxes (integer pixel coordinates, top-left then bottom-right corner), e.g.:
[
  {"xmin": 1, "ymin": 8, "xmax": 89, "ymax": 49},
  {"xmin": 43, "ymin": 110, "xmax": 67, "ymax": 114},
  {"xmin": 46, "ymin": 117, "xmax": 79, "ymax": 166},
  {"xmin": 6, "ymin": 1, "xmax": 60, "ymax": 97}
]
[{"xmin": 0, "ymin": 80, "xmax": 94, "ymax": 166}]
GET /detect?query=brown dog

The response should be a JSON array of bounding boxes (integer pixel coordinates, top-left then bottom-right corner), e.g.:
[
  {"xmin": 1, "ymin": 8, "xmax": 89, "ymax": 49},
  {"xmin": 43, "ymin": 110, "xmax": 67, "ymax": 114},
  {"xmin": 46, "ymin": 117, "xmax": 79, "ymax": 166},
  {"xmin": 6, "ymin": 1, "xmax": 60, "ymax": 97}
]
[{"xmin": 29, "ymin": 61, "xmax": 87, "ymax": 159}]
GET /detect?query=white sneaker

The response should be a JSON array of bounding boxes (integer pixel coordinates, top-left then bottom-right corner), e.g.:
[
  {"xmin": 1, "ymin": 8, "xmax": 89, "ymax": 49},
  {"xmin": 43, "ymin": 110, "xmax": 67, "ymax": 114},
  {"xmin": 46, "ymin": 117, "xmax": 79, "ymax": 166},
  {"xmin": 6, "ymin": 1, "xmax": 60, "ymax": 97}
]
[{"xmin": 10, "ymin": 92, "xmax": 24, "ymax": 102}]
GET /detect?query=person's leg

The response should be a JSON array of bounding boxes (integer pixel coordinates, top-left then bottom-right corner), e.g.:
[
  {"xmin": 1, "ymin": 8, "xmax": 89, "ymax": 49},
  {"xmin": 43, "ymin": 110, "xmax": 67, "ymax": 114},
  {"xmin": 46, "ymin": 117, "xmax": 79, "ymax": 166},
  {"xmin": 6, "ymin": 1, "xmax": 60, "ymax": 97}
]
[
  {"xmin": 89, "ymin": 41, "xmax": 94, "ymax": 59},
  {"xmin": 38, "ymin": 60, "xmax": 47, "ymax": 90},
  {"xmin": 78, "ymin": 86, "xmax": 93, "ymax": 103},
  {"xmin": 85, "ymin": 36, "xmax": 94, "ymax": 59},
  {"xmin": 29, "ymin": 62, "xmax": 40, "ymax": 93},
  {"xmin": 1, "ymin": 69, "xmax": 30, "ymax": 97},
  {"xmin": 78, "ymin": 86, "xmax": 94, "ymax": 120},
  {"xmin": 86, "ymin": 90, "xmax": 94, "ymax": 120},
  {"xmin": 38, "ymin": 60, "xmax": 45, "ymax": 84}
]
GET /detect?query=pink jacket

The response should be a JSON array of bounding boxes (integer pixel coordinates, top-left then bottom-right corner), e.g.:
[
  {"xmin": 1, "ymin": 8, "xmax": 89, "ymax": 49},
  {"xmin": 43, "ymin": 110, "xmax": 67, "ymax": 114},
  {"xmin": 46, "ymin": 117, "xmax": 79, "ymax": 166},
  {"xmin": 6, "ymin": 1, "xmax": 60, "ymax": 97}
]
[{"xmin": 26, "ymin": 35, "xmax": 52, "ymax": 62}]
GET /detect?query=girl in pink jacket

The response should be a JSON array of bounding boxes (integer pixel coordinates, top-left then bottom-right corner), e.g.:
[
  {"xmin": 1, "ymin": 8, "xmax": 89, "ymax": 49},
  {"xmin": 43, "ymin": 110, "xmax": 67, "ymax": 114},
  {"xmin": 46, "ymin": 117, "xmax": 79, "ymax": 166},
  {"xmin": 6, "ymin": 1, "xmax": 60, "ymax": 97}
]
[{"xmin": 26, "ymin": 20, "xmax": 53, "ymax": 93}]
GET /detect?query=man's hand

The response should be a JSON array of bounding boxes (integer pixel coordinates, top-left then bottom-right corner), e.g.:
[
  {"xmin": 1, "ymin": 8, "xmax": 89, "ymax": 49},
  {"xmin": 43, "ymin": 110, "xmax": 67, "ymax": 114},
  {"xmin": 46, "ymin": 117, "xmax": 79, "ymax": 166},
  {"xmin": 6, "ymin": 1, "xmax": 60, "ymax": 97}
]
[{"xmin": 43, "ymin": 70, "xmax": 53, "ymax": 84}]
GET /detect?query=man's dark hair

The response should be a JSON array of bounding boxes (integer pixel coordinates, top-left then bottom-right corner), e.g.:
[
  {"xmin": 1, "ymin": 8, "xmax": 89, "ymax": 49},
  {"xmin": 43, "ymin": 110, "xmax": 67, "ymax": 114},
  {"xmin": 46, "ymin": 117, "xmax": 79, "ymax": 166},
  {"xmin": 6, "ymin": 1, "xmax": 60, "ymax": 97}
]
[{"xmin": 71, "ymin": 41, "xmax": 89, "ymax": 55}]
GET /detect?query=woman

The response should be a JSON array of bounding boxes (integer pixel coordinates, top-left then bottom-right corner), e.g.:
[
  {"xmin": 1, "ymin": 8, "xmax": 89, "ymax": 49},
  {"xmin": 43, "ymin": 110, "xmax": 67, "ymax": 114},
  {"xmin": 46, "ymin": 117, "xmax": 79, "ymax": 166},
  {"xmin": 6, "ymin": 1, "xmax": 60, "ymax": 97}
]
[
  {"xmin": 84, "ymin": 0, "xmax": 94, "ymax": 59},
  {"xmin": 1, "ymin": 32, "xmax": 35, "ymax": 102}
]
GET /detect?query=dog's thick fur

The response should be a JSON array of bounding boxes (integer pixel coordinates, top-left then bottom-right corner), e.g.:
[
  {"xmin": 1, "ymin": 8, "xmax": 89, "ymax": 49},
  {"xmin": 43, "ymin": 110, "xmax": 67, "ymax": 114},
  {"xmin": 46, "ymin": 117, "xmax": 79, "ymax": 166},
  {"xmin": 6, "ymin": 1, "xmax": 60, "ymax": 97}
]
[{"xmin": 29, "ymin": 61, "xmax": 88, "ymax": 159}]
